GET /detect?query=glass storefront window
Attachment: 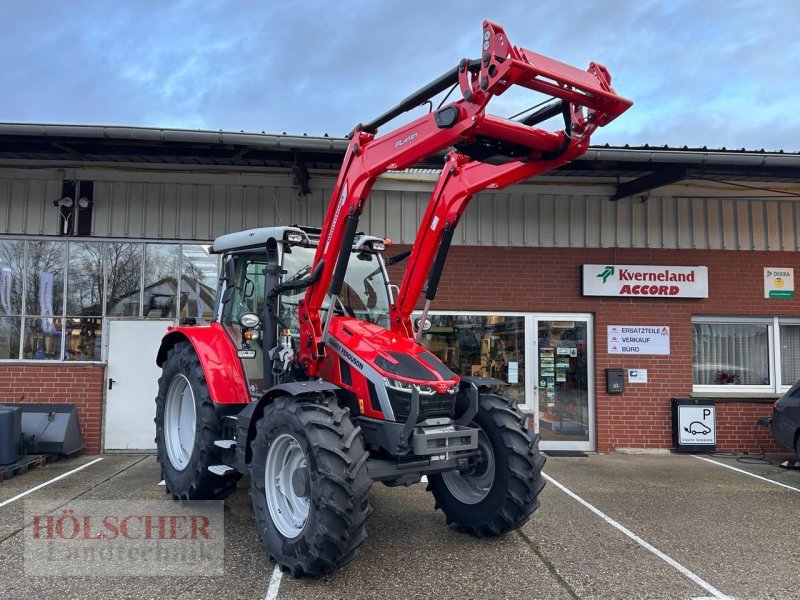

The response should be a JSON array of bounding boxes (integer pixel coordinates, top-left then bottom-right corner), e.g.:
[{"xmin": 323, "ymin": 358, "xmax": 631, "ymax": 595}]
[
  {"xmin": 780, "ymin": 324, "xmax": 800, "ymax": 386},
  {"xmin": 144, "ymin": 244, "xmax": 179, "ymax": 319},
  {"xmin": 0, "ymin": 317, "xmax": 21, "ymax": 359},
  {"xmin": 0, "ymin": 240, "xmax": 24, "ymax": 316},
  {"xmin": 63, "ymin": 317, "xmax": 103, "ymax": 361},
  {"xmin": 180, "ymin": 245, "xmax": 220, "ymax": 322},
  {"xmin": 67, "ymin": 242, "xmax": 103, "ymax": 316},
  {"xmin": 420, "ymin": 314, "xmax": 526, "ymax": 404},
  {"xmin": 692, "ymin": 323, "xmax": 770, "ymax": 386},
  {"xmin": 25, "ymin": 240, "xmax": 65, "ymax": 317},
  {"xmin": 0, "ymin": 239, "xmax": 226, "ymax": 362},
  {"xmin": 106, "ymin": 242, "xmax": 143, "ymax": 317},
  {"xmin": 22, "ymin": 317, "xmax": 63, "ymax": 360}
]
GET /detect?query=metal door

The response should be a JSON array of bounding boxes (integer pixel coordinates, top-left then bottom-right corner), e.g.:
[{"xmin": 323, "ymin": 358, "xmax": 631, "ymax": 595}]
[{"xmin": 103, "ymin": 319, "xmax": 171, "ymax": 451}]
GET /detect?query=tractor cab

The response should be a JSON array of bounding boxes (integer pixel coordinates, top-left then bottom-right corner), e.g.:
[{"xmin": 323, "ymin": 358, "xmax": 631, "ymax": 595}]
[{"xmin": 211, "ymin": 225, "xmax": 393, "ymax": 397}]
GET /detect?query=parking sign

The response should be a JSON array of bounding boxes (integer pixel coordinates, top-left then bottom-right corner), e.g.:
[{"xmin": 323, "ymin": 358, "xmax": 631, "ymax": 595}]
[{"xmin": 677, "ymin": 405, "xmax": 716, "ymax": 445}]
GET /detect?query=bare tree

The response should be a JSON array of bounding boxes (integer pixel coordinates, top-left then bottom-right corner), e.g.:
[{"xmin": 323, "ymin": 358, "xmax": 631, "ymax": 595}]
[
  {"xmin": 68, "ymin": 242, "xmax": 103, "ymax": 315},
  {"xmin": 106, "ymin": 242, "xmax": 143, "ymax": 315}
]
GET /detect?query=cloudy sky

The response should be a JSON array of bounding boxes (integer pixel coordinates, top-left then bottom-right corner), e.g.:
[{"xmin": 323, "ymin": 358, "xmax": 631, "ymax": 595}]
[{"xmin": 1, "ymin": 1, "xmax": 798, "ymax": 151}]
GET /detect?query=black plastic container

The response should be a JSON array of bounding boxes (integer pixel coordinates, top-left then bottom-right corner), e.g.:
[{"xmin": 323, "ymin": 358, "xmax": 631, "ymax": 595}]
[{"xmin": 0, "ymin": 405, "xmax": 22, "ymax": 465}]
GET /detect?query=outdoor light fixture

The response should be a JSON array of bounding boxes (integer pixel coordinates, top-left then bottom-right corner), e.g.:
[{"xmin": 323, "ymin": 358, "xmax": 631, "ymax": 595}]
[
  {"xmin": 53, "ymin": 180, "xmax": 94, "ymax": 236},
  {"xmin": 53, "ymin": 197, "xmax": 74, "ymax": 208}
]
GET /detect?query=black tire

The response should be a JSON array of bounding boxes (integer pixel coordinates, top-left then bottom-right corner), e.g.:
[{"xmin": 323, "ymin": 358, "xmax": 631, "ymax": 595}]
[
  {"xmin": 154, "ymin": 341, "xmax": 240, "ymax": 500},
  {"xmin": 795, "ymin": 432, "xmax": 800, "ymax": 459},
  {"xmin": 250, "ymin": 395, "xmax": 372, "ymax": 577},
  {"xmin": 427, "ymin": 393, "xmax": 546, "ymax": 536}
]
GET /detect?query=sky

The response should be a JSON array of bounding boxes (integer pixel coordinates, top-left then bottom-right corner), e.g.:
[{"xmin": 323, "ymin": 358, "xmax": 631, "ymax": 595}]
[{"xmin": 1, "ymin": 0, "xmax": 798, "ymax": 151}]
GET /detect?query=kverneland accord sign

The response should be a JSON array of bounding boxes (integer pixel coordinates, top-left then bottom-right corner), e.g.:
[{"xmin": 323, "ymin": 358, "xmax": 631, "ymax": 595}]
[{"xmin": 582, "ymin": 264, "xmax": 709, "ymax": 298}]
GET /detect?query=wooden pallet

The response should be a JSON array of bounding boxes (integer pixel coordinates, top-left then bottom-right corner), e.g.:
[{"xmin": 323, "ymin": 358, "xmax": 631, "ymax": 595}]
[{"xmin": 0, "ymin": 454, "xmax": 48, "ymax": 481}]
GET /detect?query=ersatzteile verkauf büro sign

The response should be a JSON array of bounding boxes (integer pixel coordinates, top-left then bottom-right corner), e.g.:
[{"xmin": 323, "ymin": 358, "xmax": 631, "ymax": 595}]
[{"xmin": 608, "ymin": 325, "xmax": 670, "ymax": 355}]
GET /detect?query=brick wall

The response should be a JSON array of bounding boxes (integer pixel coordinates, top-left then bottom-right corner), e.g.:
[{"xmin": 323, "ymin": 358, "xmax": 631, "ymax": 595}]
[
  {"xmin": 388, "ymin": 245, "xmax": 799, "ymax": 453},
  {"xmin": 0, "ymin": 245, "xmax": 794, "ymax": 456},
  {"xmin": 0, "ymin": 363, "xmax": 105, "ymax": 454}
]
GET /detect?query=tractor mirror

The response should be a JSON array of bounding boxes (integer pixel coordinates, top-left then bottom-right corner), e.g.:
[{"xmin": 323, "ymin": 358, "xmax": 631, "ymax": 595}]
[{"xmin": 221, "ymin": 256, "xmax": 236, "ymax": 304}]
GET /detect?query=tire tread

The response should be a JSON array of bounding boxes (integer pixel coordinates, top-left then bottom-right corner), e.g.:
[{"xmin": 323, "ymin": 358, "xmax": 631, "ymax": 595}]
[
  {"xmin": 250, "ymin": 395, "xmax": 372, "ymax": 577},
  {"xmin": 428, "ymin": 393, "xmax": 546, "ymax": 537}
]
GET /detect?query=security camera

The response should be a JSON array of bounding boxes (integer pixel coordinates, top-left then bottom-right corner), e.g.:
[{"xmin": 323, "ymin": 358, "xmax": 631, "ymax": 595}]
[
  {"xmin": 52, "ymin": 197, "xmax": 74, "ymax": 208},
  {"xmin": 77, "ymin": 197, "xmax": 92, "ymax": 209}
]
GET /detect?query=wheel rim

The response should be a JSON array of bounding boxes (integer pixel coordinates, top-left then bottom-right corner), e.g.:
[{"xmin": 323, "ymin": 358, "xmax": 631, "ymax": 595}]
[
  {"xmin": 164, "ymin": 374, "xmax": 197, "ymax": 471},
  {"xmin": 441, "ymin": 429, "xmax": 495, "ymax": 504},
  {"xmin": 265, "ymin": 433, "xmax": 310, "ymax": 538}
]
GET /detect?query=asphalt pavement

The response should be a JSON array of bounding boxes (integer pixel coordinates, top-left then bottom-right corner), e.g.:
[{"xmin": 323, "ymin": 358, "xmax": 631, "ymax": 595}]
[{"xmin": 0, "ymin": 451, "xmax": 798, "ymax": 600}]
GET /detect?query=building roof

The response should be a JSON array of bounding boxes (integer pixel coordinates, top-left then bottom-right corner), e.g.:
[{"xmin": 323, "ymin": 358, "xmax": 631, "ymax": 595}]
[{"xmin": 1, "ymin": 123, "xmax": 799, "ymax": 200}]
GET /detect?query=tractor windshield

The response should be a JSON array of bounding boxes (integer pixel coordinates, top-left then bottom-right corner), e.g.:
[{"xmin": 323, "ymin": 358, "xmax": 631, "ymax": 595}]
[{"xmin": 281, "ymin": 245, "xmax": 391, "ymax": 331}]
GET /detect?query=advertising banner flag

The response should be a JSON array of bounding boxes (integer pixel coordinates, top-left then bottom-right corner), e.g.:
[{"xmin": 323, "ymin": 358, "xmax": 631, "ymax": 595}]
[
  {"xmin": 0, "ymin": 267, "xmax": 11, "ymax": 314},
  {"xmin": 39, "ymin": 271, "xmax": 56, "ymax": 334}
]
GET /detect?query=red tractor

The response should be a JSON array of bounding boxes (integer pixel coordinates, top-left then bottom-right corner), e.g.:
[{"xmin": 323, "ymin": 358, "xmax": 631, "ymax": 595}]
[{"xmin": 154, "ymin": 21, "xmax": 631, "ymax": 576}]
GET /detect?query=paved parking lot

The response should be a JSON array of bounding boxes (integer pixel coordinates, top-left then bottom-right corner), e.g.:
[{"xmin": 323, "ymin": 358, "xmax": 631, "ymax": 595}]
[{"xmin": 0, "ymin": 451, "xmax": 798, "ymax": 600}]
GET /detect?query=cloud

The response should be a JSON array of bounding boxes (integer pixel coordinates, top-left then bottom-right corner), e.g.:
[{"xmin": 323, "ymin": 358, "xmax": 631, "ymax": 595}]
[{"xmin": 0, "ymin": 0, "xmax": 798, "ymax": 150}]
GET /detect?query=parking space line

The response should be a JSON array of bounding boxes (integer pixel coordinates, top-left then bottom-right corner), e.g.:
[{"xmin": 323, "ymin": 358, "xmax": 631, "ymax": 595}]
[
  {"xmin": 265, "ymin": 564, "xmax": 282, "ymax": 600},
  {"xmin": 0, "ymin": 457, "xmax": 104, "ymax": 509},
  {"xmin": 694, "ymin": 456, "xmax": 800, "ymax": 493},
  {"xmin": 542, "ymin": 473, "xmax": 733, "ymax": 600}
]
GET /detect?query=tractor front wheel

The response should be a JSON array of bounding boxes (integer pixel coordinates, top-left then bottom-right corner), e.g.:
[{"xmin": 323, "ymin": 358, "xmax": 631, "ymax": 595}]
[
  {"xmin": 154, "ymin": 341, "xmax": 239, "ymax": 500},
  {"xmin": 249, "ymin": 395, "xmax": 372, "ymax": 577},
  {"xmin": 427, "ymin": 393, "xmax": 546, "ymax": 536}
]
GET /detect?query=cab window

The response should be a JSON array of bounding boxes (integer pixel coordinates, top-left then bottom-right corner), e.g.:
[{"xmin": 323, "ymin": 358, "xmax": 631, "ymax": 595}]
[{"xmin": 221, "ymin": 255, "xmax": 267, "ymax": 393}]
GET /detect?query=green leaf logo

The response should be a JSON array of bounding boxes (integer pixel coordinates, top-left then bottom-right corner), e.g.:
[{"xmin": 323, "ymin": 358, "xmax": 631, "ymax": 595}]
[{"xmin": 597, "ymin": 266, "xmax": 615, "ymax": 284}]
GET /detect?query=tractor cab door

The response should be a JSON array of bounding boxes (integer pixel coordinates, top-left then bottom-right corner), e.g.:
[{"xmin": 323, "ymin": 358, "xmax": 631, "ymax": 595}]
[{"xmin": 220, "ymin": 254, "xmax": 268, "ymax": 396}]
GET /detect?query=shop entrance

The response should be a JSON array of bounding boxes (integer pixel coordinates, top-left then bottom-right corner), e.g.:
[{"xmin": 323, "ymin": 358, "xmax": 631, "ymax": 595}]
[
  {"xmin": 535, "ymin": 316, "xmax": 593, "ymax": 451},
  {"xmin": 419, "ymin": 312, "xmax": 594, "ymax": 451}
]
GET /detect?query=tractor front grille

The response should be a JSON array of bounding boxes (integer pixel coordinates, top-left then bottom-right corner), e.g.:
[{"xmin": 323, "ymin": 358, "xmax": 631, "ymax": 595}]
[{"xmin": 386, "ymin": 389, "xmax": 455, "ymax": 423}]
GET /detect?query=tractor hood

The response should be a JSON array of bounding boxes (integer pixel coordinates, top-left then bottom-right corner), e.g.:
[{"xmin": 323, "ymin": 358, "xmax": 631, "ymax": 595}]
[{"xmin": 325, "ymin": 316, "xmax": 458, "ymax": 393}]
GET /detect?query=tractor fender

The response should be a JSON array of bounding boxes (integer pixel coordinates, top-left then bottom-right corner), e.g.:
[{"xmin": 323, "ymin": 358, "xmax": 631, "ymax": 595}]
[
  {"xmin": 460, "ymin": 376, "xmax": 508, "ymax": 389},
  {"xmin": 156, "ymin": 322, "xmax": 250, "ymax": 405},
  {"xmin": 236, "ymin": 381, "xmax": 340, "ymax": 467}
]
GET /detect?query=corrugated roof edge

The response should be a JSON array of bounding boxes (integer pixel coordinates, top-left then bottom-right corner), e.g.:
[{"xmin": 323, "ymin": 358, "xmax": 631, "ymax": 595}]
[
  {"xmin": 0, "ymin": 122, "xmax": 350, "ymax": 152},
  {"xmin": 0, "ymin": 122, "xmax": 798, "ymax": 166}
]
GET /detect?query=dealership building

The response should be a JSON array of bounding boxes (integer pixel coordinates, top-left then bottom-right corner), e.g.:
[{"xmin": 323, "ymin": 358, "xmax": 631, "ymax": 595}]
[{"xmin": 1, "ymin": 123, "xmax": 799, "ymax": 455}]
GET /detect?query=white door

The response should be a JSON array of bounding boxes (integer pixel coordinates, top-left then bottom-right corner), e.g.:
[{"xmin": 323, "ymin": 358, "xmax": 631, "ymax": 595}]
[{"xmin": 104, "ymin": 320, "xmax": 171, "ymax": 451}]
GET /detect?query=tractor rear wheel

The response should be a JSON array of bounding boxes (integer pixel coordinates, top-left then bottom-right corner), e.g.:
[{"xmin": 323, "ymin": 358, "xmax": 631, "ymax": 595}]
[
  {"xmin": 249, "ymin": 395, "xmax": 372, "ymax": 577},
  {"xmin": 427, "ymin": 393, "xmax": 546, "ymax": 536},
  {"xmin": 154, "ymin": 341, "xmax": 239, "ymax": 500}
]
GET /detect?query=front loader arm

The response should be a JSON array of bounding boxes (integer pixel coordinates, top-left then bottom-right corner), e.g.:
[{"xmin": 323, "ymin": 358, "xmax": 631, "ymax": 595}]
[
  {"xmin": 297, "ymin": 20, "xmax": 632, "ymax": 375},
  {"xmin": 388, "ymin": 23, "xmax": 633, "ymax": 337},
  {"xmin": 390, "ymin": 143, "xmax": 589, "ymax": 337}
]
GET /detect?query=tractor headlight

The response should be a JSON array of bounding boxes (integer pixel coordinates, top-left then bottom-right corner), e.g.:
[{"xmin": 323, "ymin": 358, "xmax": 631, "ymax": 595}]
[
  {"xmin": 383, "ymin": 377, "xmax": 436, "ymax": 396},
  {"xmin": 284, "ymin": 231, "xmax": 306, "ymax": 244}
]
